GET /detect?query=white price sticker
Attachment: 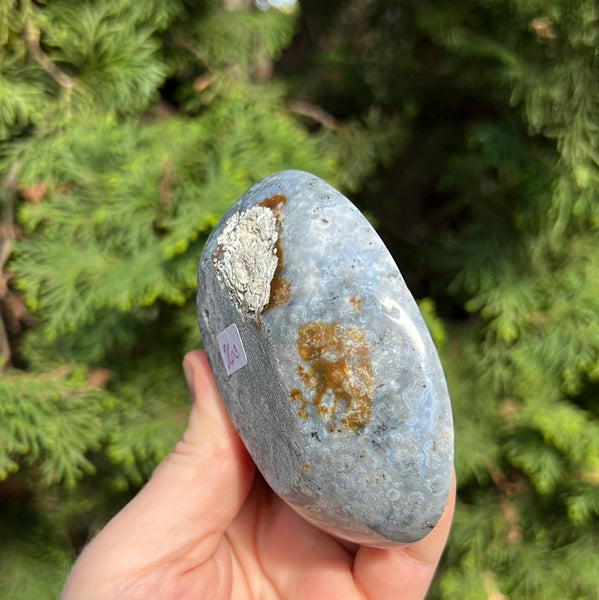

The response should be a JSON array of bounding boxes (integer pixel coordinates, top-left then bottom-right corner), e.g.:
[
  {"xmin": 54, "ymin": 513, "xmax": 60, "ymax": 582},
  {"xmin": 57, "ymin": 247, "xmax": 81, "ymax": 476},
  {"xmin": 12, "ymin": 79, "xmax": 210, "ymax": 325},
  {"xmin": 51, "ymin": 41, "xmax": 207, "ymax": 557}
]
[{"xmin": 216, "ymin": 324, "xmax": 247, "ymax": 376}]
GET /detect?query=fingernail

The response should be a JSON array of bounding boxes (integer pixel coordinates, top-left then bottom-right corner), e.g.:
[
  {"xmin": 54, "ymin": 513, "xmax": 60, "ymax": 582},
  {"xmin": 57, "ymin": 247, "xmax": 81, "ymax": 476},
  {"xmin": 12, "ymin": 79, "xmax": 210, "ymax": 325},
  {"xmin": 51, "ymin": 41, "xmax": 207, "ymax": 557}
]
[{"xmin": 182, "ymin": 359, "xmax": 195, "ymax": 403}]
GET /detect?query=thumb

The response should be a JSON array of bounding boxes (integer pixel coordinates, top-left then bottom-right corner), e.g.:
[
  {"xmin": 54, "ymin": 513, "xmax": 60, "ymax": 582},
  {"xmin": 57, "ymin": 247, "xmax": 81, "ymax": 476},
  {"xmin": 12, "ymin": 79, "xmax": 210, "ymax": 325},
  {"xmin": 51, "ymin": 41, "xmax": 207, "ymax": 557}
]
[
  {"xmin": 62, "ymin": 350, "xmax": 255, "ymax": 596},
  {"xmin": 152, "ymin": 349, "xmax": 256, "ymax": 546}
]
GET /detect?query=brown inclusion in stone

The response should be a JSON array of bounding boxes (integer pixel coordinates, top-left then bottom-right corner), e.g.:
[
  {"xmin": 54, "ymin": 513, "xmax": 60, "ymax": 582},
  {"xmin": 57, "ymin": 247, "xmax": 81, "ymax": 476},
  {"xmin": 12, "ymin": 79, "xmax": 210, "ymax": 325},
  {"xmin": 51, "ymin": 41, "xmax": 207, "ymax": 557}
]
[
  {"xmin": 290, "ymin": 322, "xmax": 374, "ymax": 433},
  {"xmin": 265, "ymin": 261, "xmax": 290, "ymax": 309},
  {"xmin": 259, "ymin": 194, "xmax": 291, "ymax": 312},
  {"xmin": 258, "ymin": 194, "xmax": 287, "ymax": 212}
]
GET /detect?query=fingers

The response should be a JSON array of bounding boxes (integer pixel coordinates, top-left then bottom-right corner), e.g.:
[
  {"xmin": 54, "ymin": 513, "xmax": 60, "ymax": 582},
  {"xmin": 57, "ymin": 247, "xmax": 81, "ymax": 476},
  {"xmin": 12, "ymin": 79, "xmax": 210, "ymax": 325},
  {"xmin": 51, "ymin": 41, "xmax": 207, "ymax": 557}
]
[
  {"xmin": 127, "ymin": 349, "xmax": 255, "ymax": 556},
  {"xmin": 61, "ymin": 351, "xmax": 255, "ymax": 597},
  {"xmin": 353, "ymin": 472, "xmax": 456, "ymax": 600},
  {"xmin": 148, "ymin": 350, "xmax": 256, "ymax": 545}
]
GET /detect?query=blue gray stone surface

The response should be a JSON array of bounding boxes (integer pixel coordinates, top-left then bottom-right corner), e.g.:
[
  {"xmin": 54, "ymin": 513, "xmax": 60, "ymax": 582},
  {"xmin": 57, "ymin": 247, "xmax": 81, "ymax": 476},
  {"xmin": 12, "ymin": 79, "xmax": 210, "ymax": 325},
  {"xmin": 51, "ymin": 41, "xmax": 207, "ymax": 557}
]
[{"xmin": 196, "ymin": 170, "xmax": 454, "ymax": 546}]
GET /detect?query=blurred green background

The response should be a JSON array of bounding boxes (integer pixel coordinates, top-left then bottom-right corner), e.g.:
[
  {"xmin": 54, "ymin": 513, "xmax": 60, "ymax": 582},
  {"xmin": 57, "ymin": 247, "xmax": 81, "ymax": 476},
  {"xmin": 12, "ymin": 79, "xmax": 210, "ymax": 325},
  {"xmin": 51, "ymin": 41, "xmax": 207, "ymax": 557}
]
[{"xmin": 1, "ymin": 0, "xmax": 598, "ymax": 597}]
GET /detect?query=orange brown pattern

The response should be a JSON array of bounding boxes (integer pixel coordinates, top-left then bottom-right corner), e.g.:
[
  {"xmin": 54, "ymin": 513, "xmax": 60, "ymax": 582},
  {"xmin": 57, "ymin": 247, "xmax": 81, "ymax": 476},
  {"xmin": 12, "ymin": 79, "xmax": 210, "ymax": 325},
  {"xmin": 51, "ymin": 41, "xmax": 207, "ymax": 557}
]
[
  {"xmin": 290, "ymin": 322, "xmax": 374, "ymax": 433},
  {"xmin": 259, "ymin": 195, "xmax": 291, "ymax": 312}
]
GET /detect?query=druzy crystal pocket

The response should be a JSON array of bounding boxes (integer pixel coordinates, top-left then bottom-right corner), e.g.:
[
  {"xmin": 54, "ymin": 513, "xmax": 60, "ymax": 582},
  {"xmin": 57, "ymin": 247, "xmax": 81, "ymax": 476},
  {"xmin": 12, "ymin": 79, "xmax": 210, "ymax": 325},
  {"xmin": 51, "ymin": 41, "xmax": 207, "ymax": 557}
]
[{"xmin": 196, "ymin": 170, "xmax": 454, "ymax": 546}]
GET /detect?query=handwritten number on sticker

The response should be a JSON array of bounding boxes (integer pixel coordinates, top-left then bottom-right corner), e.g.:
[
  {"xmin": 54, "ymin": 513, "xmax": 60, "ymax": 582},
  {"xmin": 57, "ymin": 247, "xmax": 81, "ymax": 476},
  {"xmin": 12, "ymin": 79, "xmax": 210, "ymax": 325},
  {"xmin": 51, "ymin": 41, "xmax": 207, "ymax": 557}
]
[
  {"xmin": 217, "ymin": 324, "xmax": 247, "ymax": 376},
  {"xmin": 222, "ymin": 341, "xmax": 240, "ymax": 371}
]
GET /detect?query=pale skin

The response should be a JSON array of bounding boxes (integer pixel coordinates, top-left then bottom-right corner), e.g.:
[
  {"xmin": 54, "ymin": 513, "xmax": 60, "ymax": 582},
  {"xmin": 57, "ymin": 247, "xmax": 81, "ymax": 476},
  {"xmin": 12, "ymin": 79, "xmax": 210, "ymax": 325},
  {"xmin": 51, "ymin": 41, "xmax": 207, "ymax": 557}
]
[{"xmin": 61, "ymin": 350, "xmax": 455, "ymax": 600}]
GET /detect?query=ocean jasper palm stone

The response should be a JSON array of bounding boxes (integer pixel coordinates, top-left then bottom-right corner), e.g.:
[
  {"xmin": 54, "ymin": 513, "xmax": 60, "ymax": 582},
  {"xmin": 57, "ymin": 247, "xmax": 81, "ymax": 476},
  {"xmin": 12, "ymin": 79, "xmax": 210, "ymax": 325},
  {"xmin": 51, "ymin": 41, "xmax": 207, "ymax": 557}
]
[{"xmin": 196, "ymin": 170, "xmax": 454, "ymax": 546}]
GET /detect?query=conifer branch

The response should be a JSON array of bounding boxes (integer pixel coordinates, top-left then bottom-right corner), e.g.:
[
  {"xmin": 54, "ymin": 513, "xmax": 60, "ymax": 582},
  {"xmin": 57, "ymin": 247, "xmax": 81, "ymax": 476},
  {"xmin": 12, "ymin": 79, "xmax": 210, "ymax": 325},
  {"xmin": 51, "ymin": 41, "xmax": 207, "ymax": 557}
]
[
  {"xmin": 24, "ymin": 22, "xmax": 75, "ymax": 90},
  {"xmin": 178, "ymin": 38, "xmax": 212, "ymax": 70},
  {"xmin": 288, "ymin": 100, "xmax": 340, "ymax": 131},
  {"xmin": 0, "ymin": 167, "xmax": 18, "ymax": 368},
  {"xmin": 223, "ymin": 0, "xmax": 253, "ymax": 10},
  {"xmin": 0, "ymin": 170, "xmax": 17, "ymax": 273},
  {"xmin": 0, "ymin": 311, "xmax": 9, "ymax": 367}
]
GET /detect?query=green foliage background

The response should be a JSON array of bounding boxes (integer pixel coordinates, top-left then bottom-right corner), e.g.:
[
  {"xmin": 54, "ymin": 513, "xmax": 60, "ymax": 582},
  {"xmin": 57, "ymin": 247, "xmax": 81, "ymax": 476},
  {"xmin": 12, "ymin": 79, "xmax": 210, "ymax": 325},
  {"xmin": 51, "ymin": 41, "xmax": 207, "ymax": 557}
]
[{"xmin": 1, "ymin": 0, "xmax": 598, "ymax": 597}]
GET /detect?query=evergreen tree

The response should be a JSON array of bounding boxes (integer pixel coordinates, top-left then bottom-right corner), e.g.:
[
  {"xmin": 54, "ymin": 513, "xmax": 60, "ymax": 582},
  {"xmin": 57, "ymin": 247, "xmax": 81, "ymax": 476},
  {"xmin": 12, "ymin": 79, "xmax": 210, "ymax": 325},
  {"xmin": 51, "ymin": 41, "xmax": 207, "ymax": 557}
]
[
  {"xmin": 1, "ymin": 1, "xmax": 334, "ymax": 597},
  {"xmin": 1, "ymin": 0, "xmax": 598, "ymax": 598},
  {"xmin": 282, "ymin": 1, "xmax": 599, "ymax": 598}
]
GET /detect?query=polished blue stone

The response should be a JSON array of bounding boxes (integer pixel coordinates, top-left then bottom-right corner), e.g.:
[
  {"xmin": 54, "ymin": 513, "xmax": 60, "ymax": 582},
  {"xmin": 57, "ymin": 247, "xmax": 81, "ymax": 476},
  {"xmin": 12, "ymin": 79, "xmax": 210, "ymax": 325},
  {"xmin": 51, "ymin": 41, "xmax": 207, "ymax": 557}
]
[{"xmin": 196, "ymin": 170, "xmax": 454, "ymax": 546}]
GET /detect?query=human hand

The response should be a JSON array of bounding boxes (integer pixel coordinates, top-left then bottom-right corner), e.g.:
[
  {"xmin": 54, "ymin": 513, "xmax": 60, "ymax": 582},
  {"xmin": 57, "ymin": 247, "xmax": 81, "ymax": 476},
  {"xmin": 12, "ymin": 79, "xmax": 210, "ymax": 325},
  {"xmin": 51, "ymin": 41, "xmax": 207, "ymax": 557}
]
[{"xmin": 61, "ymin": 349, "xmax": 455, "ymax": 600}]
